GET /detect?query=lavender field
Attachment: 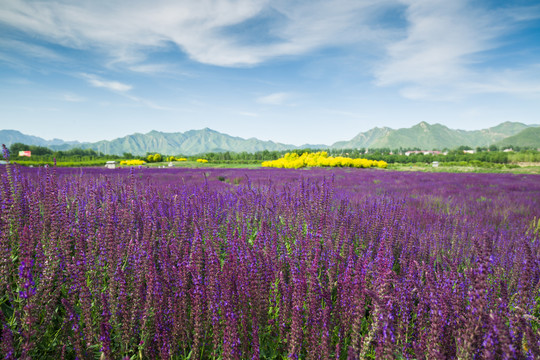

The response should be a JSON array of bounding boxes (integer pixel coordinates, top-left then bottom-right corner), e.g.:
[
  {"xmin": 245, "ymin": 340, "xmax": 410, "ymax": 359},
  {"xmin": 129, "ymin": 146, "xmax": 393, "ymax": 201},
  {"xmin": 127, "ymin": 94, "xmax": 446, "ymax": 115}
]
[{"xmin": 1, "ymin": 165, "xmax": 540, "ymax": 359}]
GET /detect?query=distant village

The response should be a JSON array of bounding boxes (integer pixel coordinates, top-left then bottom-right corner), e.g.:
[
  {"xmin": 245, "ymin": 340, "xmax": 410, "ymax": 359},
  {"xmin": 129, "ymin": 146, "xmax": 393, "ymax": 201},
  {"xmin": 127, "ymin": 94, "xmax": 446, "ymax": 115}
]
[{"xmin": 402, "ymin": 148, "xmax": 514, "ymax": 156}]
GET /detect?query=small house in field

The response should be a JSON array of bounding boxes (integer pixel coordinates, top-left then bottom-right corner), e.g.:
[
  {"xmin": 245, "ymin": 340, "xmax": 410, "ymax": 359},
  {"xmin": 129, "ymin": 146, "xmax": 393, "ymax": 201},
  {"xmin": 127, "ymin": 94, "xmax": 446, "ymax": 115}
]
[
  {"xmin": 0, "ymin": 160, "xmax": 7, "ymax": 166},
  {"xmin": 105, "ymin": 161, "xmax": 117, "ymax": 169}
]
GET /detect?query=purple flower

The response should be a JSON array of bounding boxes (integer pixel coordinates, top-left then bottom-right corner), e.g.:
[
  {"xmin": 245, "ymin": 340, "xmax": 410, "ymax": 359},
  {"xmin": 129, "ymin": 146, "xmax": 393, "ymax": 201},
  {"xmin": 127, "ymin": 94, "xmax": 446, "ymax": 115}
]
[{"xmin": 18, "ymin": 259, "xmax": 36, "ymax": 299}]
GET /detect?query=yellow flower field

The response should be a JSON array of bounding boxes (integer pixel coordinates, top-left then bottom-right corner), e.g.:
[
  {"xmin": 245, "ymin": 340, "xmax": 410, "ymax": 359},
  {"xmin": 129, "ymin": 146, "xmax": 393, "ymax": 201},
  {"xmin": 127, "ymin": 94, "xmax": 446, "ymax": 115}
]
[{"xmin": 261, "ymin": 151, "xmax": 387, "ymax": 169}]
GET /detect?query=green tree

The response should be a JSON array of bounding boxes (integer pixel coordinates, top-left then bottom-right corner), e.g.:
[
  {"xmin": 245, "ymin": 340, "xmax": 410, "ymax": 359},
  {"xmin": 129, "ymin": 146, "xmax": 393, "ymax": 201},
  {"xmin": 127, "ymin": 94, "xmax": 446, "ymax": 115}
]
[
  {"xmin": 9, "ymin": 143, "xmax": 29, "ymax": 156},
  {"xmin": 153, "ymin": 153, "xmax": 162, "ymax": 162}
]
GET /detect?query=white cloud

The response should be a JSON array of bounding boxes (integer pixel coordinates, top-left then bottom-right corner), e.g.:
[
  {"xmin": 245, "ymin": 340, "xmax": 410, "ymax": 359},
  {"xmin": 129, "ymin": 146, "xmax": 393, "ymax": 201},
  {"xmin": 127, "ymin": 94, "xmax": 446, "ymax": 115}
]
[
  {"xmin": 81, "ymin": 73, "xmax": 132, "ymax": 92},
  {"xmin": 394, "ymin": 65, "xmax": 540, "ymax": 101},
  {"xmin": 1, "ymin": 0, "xmax": 539, "ymax": 101},
  {"xmin": 128, "ymin": 63, "xmax": 181, "ymax": 75},
  {"xmin": 461, "ymin": 67, "xmax": 540, "ymax": 98},
  {"xmin": 0, "ymin": 38, "xmax": 64, "ymax": 70},
  {"xmin": 0, "ymin": 38, "xmax": 63, "ymax": 61},
  {"xmin": 128, "ymin": 64, "xmax": 174, "ymax": 74},
  {"xmin": 0, "ymin": 0, "xmax": 395, "ymax": 67},
  {"xmin": 62, "ymin": 93, "xmax": 86, "ymax": 102},
  {"xmin": 374, "ymin": 0, "xmax": 540, "ymax": 100},
  {"xmin": 375, "ymin": 0, "xmax": 498, "ymax": 87},
  {"xmin": 256, "ymin": 92, "xmax": 291, "ymax": 105},
  {"xmin": 79, "ymin": 74, "xmax": 181, "ymax": 110}
]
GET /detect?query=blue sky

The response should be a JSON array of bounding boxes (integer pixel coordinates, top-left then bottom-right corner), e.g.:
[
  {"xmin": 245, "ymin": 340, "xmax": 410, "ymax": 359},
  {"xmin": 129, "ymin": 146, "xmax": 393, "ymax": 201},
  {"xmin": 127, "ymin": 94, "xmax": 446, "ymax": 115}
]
[{"xmin": 1, "ymin": 0, "xmax": 539, "ymax": 146}]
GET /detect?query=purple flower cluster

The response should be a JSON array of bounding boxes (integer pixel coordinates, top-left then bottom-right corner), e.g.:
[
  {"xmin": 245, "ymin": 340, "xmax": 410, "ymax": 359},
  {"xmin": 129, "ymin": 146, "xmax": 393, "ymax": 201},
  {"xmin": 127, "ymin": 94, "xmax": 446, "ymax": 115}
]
[{"xmin": 1, "ymin": 165, "xmax": 539, "ymax": 359}]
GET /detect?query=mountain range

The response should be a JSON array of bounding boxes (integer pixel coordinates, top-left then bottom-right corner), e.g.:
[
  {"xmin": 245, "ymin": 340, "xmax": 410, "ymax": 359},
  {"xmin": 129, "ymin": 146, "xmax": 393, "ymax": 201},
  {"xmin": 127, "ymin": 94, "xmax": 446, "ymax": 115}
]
[
  {"xmin": 76, "ymin": 129, "xmax": 329, "ymax": 155},
  {"xmin": 0, "ymin": 121, "xmax": 538, "ymax": 156},
  {"xmin": 332, "ymin": 121, "xmax": 536, "ymax": 149}
]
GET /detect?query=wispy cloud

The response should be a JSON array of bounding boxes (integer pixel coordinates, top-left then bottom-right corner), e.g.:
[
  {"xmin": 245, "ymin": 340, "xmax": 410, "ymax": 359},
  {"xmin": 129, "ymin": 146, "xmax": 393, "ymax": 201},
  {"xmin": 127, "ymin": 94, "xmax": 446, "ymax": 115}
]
[
  {"xmin": 80, "ymin": 73, "xmax": 176, "ymax": 109},
  {"xmin": 127, "ymin": 63, "xmax": 194, "ymax": 77},
  {"xmin": 128, "ymin": 64, "xmax": 175, "ymax": 74},
  {"xmin": 374, "ymin": 0, "xmax": 540, "ymax": 100},
  {"xmin": 0, "ymin": 38, "xmax": 63, "ymax": 60},
  {"xmin": 256, "ymin": 92, "xmax": 291, "ymax": 105},
  {"xmin": 393, "ymin": 64, "xmax": 540, "ymax": 101},
  {"xmin": 0, "ymin": 0, "xmax": 394, "ymax": 67},
  {"xmin": 81, "ymin": 73, "xmax": 132, "ymax": 92},
  {"xmin": 0, "ymin": 38, "xmax": 64, "ymax": 70},
  {"xmin": 374, "ymin": 0, "xmax": 503, "ymax": 91},
  {"xmin": 461, "ymin": 66, "xmax": 540, "ymax": 98},
  {"xmin": 62, "ymin": 93, "xmax": 86, "ymax": 102},
  {"xmin": 1, "ymin": 0, "xmax": 539, "ymax": 101}
]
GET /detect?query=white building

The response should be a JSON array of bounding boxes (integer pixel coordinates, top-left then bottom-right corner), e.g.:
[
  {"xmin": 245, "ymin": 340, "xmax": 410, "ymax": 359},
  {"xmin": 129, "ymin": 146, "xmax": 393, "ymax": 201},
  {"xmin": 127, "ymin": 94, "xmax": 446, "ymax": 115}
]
[{"xmin": 105, "ymin": 161, "xmax": 117, "ymax": 169}]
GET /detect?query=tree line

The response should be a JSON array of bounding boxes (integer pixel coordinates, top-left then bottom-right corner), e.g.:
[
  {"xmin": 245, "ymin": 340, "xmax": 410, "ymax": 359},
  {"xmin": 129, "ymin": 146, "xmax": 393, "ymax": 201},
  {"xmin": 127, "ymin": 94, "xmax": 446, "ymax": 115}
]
[{"xmin": 6, "ymin": 142, "xmax": 540, "ymax": 165}]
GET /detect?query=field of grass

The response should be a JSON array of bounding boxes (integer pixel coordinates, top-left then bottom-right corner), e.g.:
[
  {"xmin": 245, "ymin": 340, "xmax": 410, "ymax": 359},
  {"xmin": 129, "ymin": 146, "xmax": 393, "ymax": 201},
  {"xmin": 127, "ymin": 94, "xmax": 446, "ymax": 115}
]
[
  {"xmin": 10, "ymin": 157, "xmax": 540, "ymax": 175},
  {"xmin": 145, "ymin": 161, "xmax": 262, "ymax": 169},
  {"xmin": 1, "ymin": 164, "xmax": 539, "ymax": 359},
  {"xmin": 118, "ymin": 160, "xmax": 540, "ymax": 175},
  {"xmin": 388, "ymin": 162, "xmax": 540, "ymax": 174},
  {"xmin": 9, "ymin": 159, "xmax": 115, "ymax": 167}
]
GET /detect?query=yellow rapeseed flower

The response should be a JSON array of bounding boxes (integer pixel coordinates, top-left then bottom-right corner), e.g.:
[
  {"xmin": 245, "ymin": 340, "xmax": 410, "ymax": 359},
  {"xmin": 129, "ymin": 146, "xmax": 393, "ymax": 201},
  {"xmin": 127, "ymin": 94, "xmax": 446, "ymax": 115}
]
[
  {"xmin": 121, "ymin": 159, "xmax": 146, "ymax": 166},
  {"xmin": 261, "ymin": 151, "xmax": 387, "ymax": 169}
]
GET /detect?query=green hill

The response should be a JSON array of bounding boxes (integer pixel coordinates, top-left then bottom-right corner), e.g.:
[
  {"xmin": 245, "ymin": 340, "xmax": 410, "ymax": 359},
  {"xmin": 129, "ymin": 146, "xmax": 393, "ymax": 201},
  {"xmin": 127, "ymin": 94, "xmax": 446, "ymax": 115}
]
[
  {"xmin": 332, "ymin": 121, "xmax": 535, "ymax": 150},
  {"xmin": 0, "ymin": 128, "xmax": 327, "ymax": 156},
  {"xmin": 495, "ymin": 127, "xmax": 540, "ymax": 148},
  {"xmin": 71, "ymin": 128, "xmax": 310, "ymax": 155},
  {"xmin": 332, "ymin": 127, "xmax": 392, "ymax": 149}
]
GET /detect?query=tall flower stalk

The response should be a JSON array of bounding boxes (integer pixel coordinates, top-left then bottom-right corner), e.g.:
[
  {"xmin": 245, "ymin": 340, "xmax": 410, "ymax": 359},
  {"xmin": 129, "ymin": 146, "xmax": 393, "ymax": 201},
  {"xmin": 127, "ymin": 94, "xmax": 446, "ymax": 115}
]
[{"xmin": 0, "ymin": 166, "xmax": 539, "ymax": 358}]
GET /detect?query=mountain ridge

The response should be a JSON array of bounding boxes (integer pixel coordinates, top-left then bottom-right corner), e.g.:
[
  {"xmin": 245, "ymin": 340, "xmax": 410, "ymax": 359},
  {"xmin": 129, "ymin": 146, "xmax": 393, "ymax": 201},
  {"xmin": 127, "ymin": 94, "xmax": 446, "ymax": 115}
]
[
  {"xmin": 1, "ymin": 121, "xmax": 538, "ymax": 156},
  {"xmin": 331, "ymin": 121, "xmax": 537, "ymax": 149},
  {"xmin": 0, "ymin": 128, "xmax": 325, "ymax": 156}
]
